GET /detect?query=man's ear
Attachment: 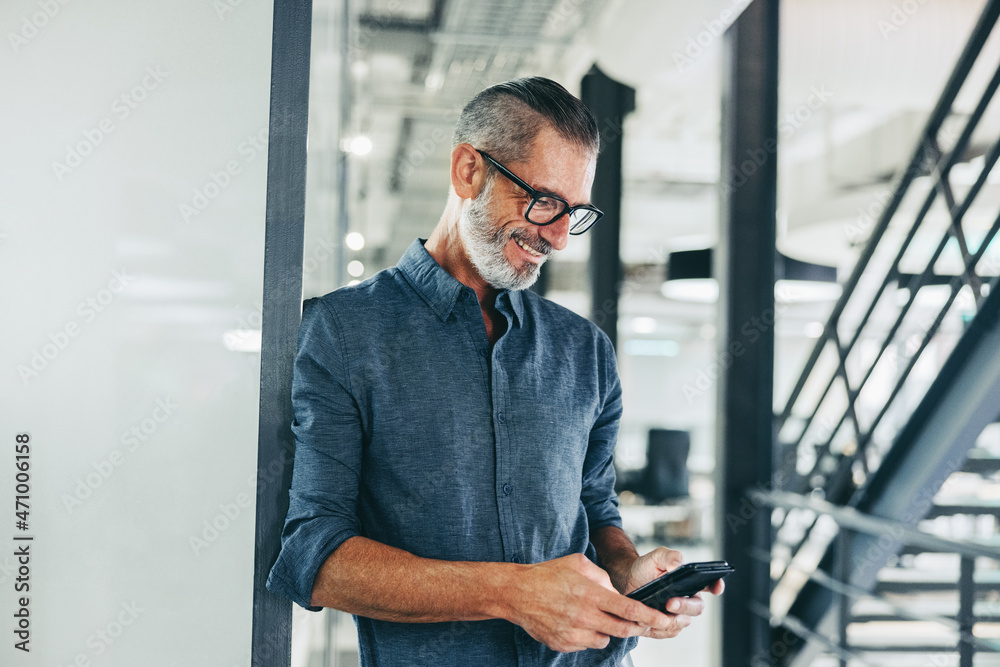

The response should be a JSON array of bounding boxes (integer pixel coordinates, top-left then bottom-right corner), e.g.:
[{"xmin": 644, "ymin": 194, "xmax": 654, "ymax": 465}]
[{"xmin": 451, "ymin": 143, "xmax": 484, "ymax": 200}]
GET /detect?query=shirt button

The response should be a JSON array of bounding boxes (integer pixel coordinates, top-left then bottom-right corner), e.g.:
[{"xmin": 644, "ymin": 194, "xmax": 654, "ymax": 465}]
[
  {"xmin": 512, "ymin": 555, "xmax": 521, "ymax": 563},
  {"xmin": 479, "ymin": 348, "xmax": 487, "ymax": 357},
  {"xmin": 497, "ymin": 413, "xmax": 505, "ymax": 423},
  {"xmin": 503, "ymin": 484, "xmax": 512, "ymax": 495}
]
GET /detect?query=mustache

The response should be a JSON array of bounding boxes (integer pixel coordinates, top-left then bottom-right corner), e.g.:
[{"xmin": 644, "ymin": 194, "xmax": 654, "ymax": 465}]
[{"xmin": 509, "ymin": 229, "xmax": 552, "ymax": 256}]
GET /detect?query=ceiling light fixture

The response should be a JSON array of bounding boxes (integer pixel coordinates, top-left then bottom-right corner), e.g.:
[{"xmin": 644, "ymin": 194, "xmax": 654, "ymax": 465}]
[
  {"xmin": 661, "ymin": 248, "xmax": 841, "ymax": 303},
  {"xmin": 630, "ymin": 316, "xmax": 657, "ymax": 334},
  {"xmin": 345, "ymin": 136, "xmax": 372, "ymax": 156},
  {"xmin": 346, "ymin": 232, "xmax": 365, "ymax": 251}
]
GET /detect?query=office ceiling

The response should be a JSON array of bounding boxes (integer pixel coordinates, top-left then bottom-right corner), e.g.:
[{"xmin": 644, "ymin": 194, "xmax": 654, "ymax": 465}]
[{"xmin": 303, "ymin": 0, "xmax": 999, "ymax": 331}]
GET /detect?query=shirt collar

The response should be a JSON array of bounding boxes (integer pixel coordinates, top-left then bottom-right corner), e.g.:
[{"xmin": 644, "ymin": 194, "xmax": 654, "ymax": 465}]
[{"xmin": 398, "ymin": 238, "xmax": 524, "ymax": 327}]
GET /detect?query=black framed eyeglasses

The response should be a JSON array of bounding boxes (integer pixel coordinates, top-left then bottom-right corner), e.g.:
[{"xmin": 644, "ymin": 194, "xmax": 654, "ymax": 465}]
[{"xmin": 476, "ymin": 149, "xmax": 603, "ymax": 235}]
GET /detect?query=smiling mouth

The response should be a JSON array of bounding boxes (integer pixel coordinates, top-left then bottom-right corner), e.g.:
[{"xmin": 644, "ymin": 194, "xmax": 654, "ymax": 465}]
[{"xmin": 514, "ymin": 236, "xmax": 546, "ymax": 258}]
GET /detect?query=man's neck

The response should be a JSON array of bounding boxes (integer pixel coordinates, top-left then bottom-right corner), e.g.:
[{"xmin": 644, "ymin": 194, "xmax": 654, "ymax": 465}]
[
  {"xmin": 424, "ymin": 213, "xmax": 500, "ymax": 312},
  {"xmin": 425, "ymin": 214, "xmax": 509, "ymax": 346}
]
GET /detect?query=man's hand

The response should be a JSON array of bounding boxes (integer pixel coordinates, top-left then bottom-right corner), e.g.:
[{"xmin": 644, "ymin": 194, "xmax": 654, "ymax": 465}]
[
  {"xmin": 501, "ymin": 553, "xmax": 693, "ymax": 653},
  {"xmin": 621, "ymin": 547, "xmax": 725, "ymax": 640}
]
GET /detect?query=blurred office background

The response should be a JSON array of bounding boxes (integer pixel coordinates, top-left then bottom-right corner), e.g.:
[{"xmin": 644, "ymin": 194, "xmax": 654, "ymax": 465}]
[
  {"xmin": 292, "ymin": 0, "xmax": 1000, "ymax": 665},
  {"xmin": 5, "ymin": 0, "xmax": 1000, "ymax": 665}
]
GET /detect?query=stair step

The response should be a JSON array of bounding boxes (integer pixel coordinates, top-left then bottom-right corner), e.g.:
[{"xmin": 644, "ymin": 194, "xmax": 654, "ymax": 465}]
[
  {"xmin": 899, "ymin": 536, "xmax": 1000, "ymax": 556},
  {"xmin": 873, "ymin": 583, "xmax": 1000, "ymax": 593},
  {"xmin": 873, "ymin": 568, "xmax": 1000, "ymax": 594},
  {"xmin": 847, "ymin": 644, "xmax": 964, "ymax": 653},
  {"xmin": 850, "ymin": 612, "xmax": 1000, "ymax": 622},
  {"xmin": 926, "ymin": 498, "xmax": 1000, "ymax": 518},
  {"xmin": 961, "ymin": 449, "xmax": 1000, "ymax": 475},
  {"xmin": 849, "ymin": 597, "xmax": 1000, "ymax": 623}
]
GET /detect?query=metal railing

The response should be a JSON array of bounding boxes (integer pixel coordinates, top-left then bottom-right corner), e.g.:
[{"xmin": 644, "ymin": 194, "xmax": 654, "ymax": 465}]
[
  {"xmin": 775, "ymin": 0, "xmax": 1000, "ymax": 503},
  {"xmin": 751, "ymin": 490, "xmax": 1000, "ymax": 667},
  {"xmin": 764, "ymin": 0, "xmax": 1000, "ymax": 660}
]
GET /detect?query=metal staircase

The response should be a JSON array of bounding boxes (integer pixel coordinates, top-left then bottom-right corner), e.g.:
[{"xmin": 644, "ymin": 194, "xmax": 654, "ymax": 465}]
[{"xmin": 752, "ymin": 0, "xmax": 1000, "ymax": 663}]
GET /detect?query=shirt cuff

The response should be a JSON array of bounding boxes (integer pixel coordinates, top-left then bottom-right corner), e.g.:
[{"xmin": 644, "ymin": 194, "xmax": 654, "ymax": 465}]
[{"xmin": 266, "ymin": 517, "xmax": 360, "ymax": 611}]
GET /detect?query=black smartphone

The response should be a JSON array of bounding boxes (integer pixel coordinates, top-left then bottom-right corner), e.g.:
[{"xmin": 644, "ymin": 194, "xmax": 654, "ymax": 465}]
[{"xmin": 626, "ymin": 560, "xmax": 733, "ymax": 613}]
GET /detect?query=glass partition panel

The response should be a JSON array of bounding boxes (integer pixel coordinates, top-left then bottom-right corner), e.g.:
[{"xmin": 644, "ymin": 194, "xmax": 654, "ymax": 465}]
[{"xmin": 1, "ymin": 1, "xmax": 274, "ymax": 664}]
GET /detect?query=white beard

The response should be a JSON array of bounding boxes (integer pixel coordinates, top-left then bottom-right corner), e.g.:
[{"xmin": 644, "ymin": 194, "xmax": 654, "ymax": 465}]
[{"xmin": 458, "ymin": 177, "xmax": 547, "ymax": 291}]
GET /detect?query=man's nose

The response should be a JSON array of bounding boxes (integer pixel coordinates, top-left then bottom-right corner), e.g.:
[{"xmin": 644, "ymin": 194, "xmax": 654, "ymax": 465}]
[{"xmin": 538, "ymin": 213, "xmax": 570, "ymax": 251}]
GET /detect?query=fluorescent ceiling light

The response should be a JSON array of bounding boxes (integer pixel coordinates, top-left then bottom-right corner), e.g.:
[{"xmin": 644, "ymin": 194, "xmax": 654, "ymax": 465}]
[
  {"xmin": 661, "ymin": 278, "xmax": 719, "ymax": 303},
  {"xmin": 346, "ymin": 232, "xmax": 365, "ymax": 251},
  {"xmin": 623, "ymin": 339, "xmax": 680, "ymax": 357},
  {"xmin": 630, "ymin": 316, "xmax": 657, "ymax": 334}
]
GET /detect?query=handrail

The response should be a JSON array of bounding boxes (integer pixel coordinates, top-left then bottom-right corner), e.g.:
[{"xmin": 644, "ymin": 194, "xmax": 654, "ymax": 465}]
[
  {"xmin": 775, "ymin": 0, "xmax": 1000, "ymax": 432},
  {"xmin": 751, "ymin": 489, "xmax": 1000, "ymax": 562},
  {"xmin": 748, "ymin": 601, "xmax": 873, "ymax": 665},
  {"xmin": 757, "ymin": 3, "xmax": 1000, "ymax": 663},
  {"xmin": 750, "ymin": 556, "xmax": 1000, "ymax": 655}
]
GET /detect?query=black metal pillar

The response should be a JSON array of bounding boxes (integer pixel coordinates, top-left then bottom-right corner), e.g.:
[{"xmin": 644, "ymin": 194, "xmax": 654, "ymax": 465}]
[
  {"xmin": 958, "ymin": 556, "xmax": 975, "ymax": 667},
  {"xmin": 252, "ymin": 0, "xmax": 312, "ymax": 665},
  {"xmin": 716, "ymin": 1, "xmax": 779, "ymax": 666},
  {"xmin": 581, "ymin": 66, "xmax": 634, "ymax": 350}
]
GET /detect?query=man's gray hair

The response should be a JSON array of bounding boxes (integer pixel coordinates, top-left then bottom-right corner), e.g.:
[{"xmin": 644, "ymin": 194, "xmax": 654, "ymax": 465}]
[{"xmin": 452, "ymin": 77, "xmax": 600, "ymax": 165}]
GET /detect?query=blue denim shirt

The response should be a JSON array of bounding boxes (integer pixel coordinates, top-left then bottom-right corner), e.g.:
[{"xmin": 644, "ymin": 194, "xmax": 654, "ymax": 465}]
[{"xmin": 267, "ymin": 239, "xmax": 636, "ymax": 666}]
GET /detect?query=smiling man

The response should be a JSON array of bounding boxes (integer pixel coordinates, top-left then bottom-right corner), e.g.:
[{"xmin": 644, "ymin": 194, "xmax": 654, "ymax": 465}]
[{"xmin": 267, "ymin": 77, "xmax": 721, "ymax": 667}]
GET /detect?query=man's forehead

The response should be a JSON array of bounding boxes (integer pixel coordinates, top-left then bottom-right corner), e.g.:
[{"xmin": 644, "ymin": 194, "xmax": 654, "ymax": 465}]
[{"xmin": 516, "ymin": 133, "xmax": 595, "ymax": 194}]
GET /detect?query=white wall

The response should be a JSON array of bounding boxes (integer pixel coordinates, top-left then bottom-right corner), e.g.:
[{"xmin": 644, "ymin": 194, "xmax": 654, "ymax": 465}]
[{"xmin": 1, "ymin": 1, "xmax": 274, "ymax": 664}]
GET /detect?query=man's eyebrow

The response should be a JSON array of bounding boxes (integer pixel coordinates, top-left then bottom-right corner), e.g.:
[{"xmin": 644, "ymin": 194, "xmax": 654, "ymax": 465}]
[
  {"xmin": 537, "ymin": 183, "xmax": 592, "ymax": 207},
  {"xmin": 518, "ymin": 177, "xmax": 572, "ymax": 202}
]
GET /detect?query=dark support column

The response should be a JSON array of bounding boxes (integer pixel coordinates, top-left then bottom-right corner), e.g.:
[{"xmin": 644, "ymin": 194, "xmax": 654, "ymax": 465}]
[
  {"xmin": 252, "ymin": 0, "xmax": 312, "ymax": 665},
  {"xmin": 716, "ymin": 1, "xmax": 779, "ymax": 666},
  {"xmin": 336, "ymin": 0, "xmax": 351, "ymax": 287},
  {"xmin": 959, "ymin": 556, "xmax": 975, "ymax": 667},
  {"xmin": 581, "ymin": 66, "xmax": 634, "ymax": 350},
  {"xmin": 835, "ymin": 532, "xmax": 850, "ymax": 667}
]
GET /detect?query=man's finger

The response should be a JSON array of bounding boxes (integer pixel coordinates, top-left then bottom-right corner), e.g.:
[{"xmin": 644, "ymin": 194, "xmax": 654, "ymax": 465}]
[
  {"xmin": 645, "ymin": 614, "xmax": 692, "ymax": 639},
  {"xmin": 664, "ymin": 593, "xmax": 706, "ymax": 617},
  {"xmin": 655, "ymin": 547, "xmax": 684, "ymax": 571},
  {"xmin": 593, "ymin": 588, "xmax": 677, "ymax": 631}
]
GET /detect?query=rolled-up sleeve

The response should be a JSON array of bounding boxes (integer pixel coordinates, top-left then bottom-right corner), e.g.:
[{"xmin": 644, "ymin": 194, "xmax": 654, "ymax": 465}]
[
  {"xmin": 580, "ymin": 333, "xmax": 624, "ymax": 533},
  {"xmin": 266, "ymin": 298, "xmax": 363, "ymax": 611}
]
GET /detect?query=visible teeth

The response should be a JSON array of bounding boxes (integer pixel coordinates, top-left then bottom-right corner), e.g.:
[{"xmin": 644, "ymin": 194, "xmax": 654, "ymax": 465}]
[{"xmin": 516, "ymin": 238, "xmax": 542, "ymax": 257}]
